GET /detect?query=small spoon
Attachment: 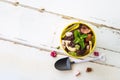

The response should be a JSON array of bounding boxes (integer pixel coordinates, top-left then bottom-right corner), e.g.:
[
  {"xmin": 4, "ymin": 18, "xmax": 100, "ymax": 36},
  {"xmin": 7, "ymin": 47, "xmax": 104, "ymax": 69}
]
[{"xmin": 54, "ymin": 56, "xmax": 105, "ymax": 71}]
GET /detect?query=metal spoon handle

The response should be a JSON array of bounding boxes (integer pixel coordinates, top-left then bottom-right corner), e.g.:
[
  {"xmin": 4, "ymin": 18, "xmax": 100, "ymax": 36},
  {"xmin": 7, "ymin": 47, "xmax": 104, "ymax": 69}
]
[{"xmin": 74, "ymin": 56, "xmax": 104, "ymax": 64}]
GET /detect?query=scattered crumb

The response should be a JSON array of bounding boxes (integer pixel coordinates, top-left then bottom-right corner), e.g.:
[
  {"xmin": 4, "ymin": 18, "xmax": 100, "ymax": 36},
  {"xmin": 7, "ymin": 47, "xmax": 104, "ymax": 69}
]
[
  {"xmin": 94, "ymin": 51, "xmax": 99, "ymax": 56},
  {"xmin": 56, "ymin": 46, "xmax": 60, "ymax": 49},
  {"xmin": 86, "ymin": 67, "xmax": 93, "ymax": 72},
  {"xmin": 75, "ymin": 71, "xmax": 81, "ymax": 77},
  {"xmin": 50, "ymin": 51, "xmax": 57, "ymax": 57}
]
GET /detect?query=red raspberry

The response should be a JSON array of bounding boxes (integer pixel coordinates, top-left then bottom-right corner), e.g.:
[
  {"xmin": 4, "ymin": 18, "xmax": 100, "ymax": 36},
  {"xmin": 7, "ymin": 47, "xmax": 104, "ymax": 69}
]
[
  {"xmin": 94, "ymin": 51, "xmax": 99, "ymax": 56},
  {"xmin": 50, "ymin": 51, "xmax": 57, "ymax": 57}
]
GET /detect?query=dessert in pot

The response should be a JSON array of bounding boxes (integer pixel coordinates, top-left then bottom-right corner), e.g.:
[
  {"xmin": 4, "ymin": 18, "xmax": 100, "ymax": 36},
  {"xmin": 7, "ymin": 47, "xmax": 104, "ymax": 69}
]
[{"xmin": 60, "ymin": 22, "xmax": 96, "ymax": 58}]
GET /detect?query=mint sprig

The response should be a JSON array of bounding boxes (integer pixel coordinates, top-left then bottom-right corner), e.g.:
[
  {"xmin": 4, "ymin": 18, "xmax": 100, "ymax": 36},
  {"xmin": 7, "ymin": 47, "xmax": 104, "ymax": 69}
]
[{"xmin": 73, "ymin": 30, "xmax": 87, "ymax": 49}]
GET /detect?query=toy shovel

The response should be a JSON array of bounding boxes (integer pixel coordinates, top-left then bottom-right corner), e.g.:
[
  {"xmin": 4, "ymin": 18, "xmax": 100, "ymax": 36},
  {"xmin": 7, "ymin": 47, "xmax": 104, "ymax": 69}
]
[{"xmin": 54, "ymin": 56, "xmax": 105, "ymax": 71}]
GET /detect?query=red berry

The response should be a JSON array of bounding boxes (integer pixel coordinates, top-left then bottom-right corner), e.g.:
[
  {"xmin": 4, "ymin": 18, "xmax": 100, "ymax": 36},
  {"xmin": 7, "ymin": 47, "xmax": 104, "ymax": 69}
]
[
  {"xmin": 94, "ymin": 51, "xmax": 99, "ymax": 56},
  {"xmin": 50, "ymin": 51, "xmax": 57, "ymax": 57}
]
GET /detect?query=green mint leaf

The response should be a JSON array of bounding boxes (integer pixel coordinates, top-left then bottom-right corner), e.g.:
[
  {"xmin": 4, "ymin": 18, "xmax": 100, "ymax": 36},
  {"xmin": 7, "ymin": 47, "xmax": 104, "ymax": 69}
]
[
  {"xmin": 73, "ymin": 30, "xmax": 86, "ymax": 50},
  {"xmin": 74, "ymin": 30, "xmax": 79, "ymax": 38},
  {"xmin": 81, "ymin": 34, "xmax": 87, "ymax": 38},
  {"xmin": 74, "ymin": 37, "xmax": 80, "ymax": 43},
  {"xmin": 79, "ymin": 39, "xmax": 85, "ymax": 50}
]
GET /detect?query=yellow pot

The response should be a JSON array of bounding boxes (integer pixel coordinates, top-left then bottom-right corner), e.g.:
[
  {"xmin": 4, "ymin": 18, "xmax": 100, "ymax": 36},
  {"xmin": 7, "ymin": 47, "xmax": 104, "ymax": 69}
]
[{"xmin": 60, "ymin": 22, "xmax": 96, "ymax": 59}]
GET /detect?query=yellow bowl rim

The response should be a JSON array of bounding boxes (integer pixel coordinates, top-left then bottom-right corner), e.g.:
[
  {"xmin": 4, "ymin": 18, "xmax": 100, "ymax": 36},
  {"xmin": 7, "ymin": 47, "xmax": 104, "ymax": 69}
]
[{"xmin": 60, "ymin": 22, "xmax": 96, "ymax": 59}]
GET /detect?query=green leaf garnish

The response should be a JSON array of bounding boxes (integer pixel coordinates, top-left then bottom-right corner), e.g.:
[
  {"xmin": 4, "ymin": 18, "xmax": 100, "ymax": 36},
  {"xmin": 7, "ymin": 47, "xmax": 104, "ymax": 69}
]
[{"xmin": 73, "ymin": 30, "xmax": 87, "ymax": 49}]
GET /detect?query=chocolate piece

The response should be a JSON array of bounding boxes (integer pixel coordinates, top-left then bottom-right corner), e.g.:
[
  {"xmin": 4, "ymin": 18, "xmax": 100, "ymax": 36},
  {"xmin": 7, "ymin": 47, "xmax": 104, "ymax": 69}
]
[{"xmin": 86, "ymin": 67, "xmax": 93, "ymax": 72}]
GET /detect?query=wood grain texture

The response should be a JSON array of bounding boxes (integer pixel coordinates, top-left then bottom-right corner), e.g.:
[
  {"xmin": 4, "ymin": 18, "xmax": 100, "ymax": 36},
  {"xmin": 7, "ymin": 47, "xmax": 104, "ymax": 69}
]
[{"xmin": 0, "ymin": 0, "xmax": 120, "ymax": 80}]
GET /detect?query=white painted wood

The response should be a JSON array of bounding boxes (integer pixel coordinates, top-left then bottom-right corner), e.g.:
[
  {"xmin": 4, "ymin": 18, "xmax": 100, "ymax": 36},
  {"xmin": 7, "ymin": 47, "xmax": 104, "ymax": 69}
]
[
  {"xmin": 0, "ymin": 0, "xmax": 120, "ymax": 80},
  {"xmin": 0, "ymin": 41, "xmax": 120, "ymax": 80},
  {"xmin": 17, "ymin": 0, "xmax": 120, "ymax": 28}
]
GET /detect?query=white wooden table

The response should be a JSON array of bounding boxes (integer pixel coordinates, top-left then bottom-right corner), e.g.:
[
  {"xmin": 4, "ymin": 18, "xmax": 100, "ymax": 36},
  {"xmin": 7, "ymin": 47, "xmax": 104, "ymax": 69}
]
[{"xmin": 0, "ymin": 0, "xmax": 120, "ymax": 80}]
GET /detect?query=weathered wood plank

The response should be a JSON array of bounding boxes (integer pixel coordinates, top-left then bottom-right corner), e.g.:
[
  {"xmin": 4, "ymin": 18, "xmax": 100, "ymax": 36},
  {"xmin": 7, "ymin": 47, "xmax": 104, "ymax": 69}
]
[
  {"xmin": 0, "ymin": 41, "xmax": 120, "ymax": 80},
  {"xmin": 1, "ymin": 0, "xmax": 120, "ymax": 29},
  {"xmin": 0, "ymin": 1, "xmax": 120, "ymax": 68},
  {"xmin": 0, "ymin": 33, "xmax": 120, "ymax": 69},
  {"xmin": 0, "ymin": 0, "xmax": 120, "ymax": 80},
  {"xmin": 1, "ymin": 0, "xmax": 119, "ymax": 53}
]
